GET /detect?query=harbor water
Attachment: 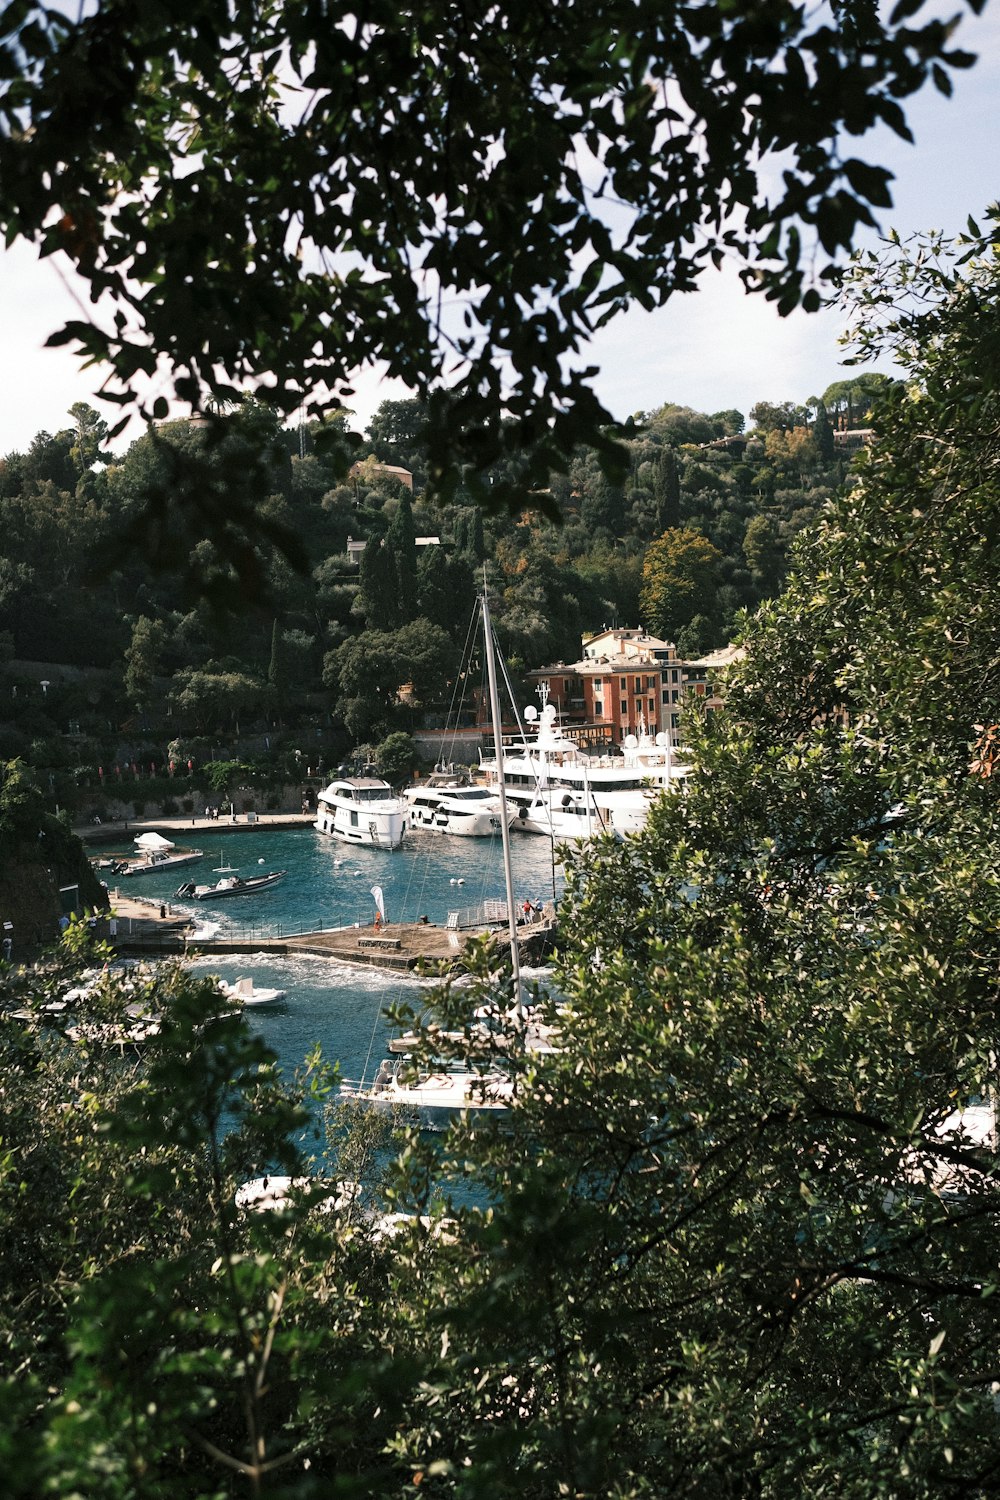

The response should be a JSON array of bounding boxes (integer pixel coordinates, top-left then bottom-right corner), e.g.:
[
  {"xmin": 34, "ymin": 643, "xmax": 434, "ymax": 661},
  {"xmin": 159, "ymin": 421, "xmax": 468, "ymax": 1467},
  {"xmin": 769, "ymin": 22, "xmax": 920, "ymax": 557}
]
[{"xmin": 94, "ymin": 825, "xmax": 564, "ymax": 1090}]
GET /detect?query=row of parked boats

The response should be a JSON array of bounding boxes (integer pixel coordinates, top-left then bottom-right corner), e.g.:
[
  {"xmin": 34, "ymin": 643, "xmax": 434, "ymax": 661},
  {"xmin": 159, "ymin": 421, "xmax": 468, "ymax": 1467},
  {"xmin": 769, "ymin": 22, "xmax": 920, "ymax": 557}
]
[
  {"xmin": 94, "ymin": 835, "xmax": 290, "ymax": 899},
  {"xmin": 314, "ymin": 700, "xmax": 687, "ymax": 852},
  {"xmin": 95, "ymin": 675, "xmax": 686, "ymax": 886}
]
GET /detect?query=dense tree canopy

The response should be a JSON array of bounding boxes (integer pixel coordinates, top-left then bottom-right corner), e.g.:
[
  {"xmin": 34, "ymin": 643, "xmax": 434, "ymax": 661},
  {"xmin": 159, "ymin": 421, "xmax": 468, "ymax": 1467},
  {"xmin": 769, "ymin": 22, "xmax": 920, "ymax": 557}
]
[
  {"xmin": 0, "ymin": 0, "xmax": 982, "ymax": 507},
  {"xmin": 640, "ymin": 526, "xmax": 723, "ymax": 639},
  {"xmin": 0, "ymin": 367, "xmax": 862, "ymax": 804}
]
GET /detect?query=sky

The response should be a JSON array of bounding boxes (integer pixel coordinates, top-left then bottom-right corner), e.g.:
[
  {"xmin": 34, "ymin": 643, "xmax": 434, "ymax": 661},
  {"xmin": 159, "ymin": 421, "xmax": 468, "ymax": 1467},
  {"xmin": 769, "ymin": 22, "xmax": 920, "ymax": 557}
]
[{"xmin": 1, "ymin": 4, "xmax": 998, "ymax": 457}]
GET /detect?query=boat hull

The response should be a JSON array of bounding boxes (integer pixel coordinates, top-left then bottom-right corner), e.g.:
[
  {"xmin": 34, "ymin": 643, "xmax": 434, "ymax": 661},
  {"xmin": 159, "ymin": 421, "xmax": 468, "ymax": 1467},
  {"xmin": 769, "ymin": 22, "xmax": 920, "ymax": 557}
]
[
  {"xmin": 485, "ymin": 748, "xmax": 682, "ymax": 839},
  {"xmin": 219, "ymin": 978, "xmax": 287, "ymax": 1006},
  {"xmin": 340, "ymin": 1072, "xmax": 513, "ymax": 1125},
  {"xmin": 405, "ymin": 799, "xmax": 509, "ymax": 838},
  {"xmin": 115, "ymin": 849, "xmax": 205, "ymax": 877},
  {"xmin": 176, "ymin": 872, "xmax": 287, "ymax": 900},
  {"xmin": 315, "ymin": 777, "xmax": 406, "ymax": 848}
]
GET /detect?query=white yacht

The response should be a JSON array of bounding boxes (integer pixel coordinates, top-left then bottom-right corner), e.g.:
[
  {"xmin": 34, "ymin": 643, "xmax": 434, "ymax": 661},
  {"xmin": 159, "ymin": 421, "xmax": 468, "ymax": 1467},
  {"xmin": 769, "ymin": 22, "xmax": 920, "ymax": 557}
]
[
  {"xmin": 340, "ymin": 1058, "xmax": 515, "ymax": 1124},
  {"xmin": 314, "ymin": 776, "xmax": 406, "ymax": 849},
  {"xmin": 480, "ymin": 692, "xmax": 687, "ymax": 839},
  {"xmin": 404, "ymin": 772, "xmax": 511, "ymax": 838}
]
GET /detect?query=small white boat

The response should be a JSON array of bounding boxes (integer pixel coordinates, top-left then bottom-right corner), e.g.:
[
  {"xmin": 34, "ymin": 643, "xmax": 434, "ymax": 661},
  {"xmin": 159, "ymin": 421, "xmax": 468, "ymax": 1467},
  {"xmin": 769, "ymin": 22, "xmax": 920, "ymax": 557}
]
[
  {"xmin": 218, "ymin": 975, "xmax": 287, "ymax": 1007},
  {"xmin": 341, "ymin": 1060, "xmax": 514, "ymax": 1122},
  {"xmin": 314, "ymin": 776, "xmax": 406, "ymax": 849},
  {"xmin": 175, "ymin": 870, "xmax": 287, "ymax": 900},
  {"xmin": 404, "ymin": 774, "xmax": 512, "ymax": 837},
  {"xmin": 234, "ymin": 1176, "xmax": 345, "ymax": 1213},
  {"xmin": 187, "ymin": 919, "xmax": 221, "ymax": 942},
  {"xmin": 110, "ymin": 832, "xmax": 205, "ymax": 877}
]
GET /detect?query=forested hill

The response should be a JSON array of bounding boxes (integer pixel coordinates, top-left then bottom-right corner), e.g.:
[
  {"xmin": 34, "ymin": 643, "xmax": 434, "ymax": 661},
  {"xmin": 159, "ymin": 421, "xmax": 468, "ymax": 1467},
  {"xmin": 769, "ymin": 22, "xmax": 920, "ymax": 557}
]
[{"xmin": 0, "ymin": 378, "xmax": 885, "ymax": 772}]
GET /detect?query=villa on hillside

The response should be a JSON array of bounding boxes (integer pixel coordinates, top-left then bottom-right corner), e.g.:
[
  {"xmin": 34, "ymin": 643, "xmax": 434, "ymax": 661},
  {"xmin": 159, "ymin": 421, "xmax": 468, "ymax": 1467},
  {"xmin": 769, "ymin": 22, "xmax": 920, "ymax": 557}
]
[
  {"xmin": 348, "ymin": 459, "xmax": 414, "ymax": 490},
  {"xmin": 525, "ymin": 629, "xmax": 743, "ymax": 750},
  {"xmin": 346, "ymin": 534, "xmax": 440, "ymax": 565}
]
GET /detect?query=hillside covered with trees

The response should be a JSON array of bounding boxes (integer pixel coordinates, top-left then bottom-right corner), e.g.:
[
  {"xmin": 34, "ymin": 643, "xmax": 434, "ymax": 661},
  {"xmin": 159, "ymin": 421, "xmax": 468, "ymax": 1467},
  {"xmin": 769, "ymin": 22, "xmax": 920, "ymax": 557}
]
[
  {"xmin": 2, "ymin": 0, "xmax": 995, "ymax": 1492},
  {"xmin": 0, "ymin": 378, "xmax": 885, "ymax": 816}
]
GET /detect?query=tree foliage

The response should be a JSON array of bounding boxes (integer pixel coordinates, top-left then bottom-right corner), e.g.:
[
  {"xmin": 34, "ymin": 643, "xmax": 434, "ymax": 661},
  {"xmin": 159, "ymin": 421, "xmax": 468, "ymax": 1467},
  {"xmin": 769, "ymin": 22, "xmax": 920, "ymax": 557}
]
[
  {"xmin": 0, "ymin": 0, "xmax": 982, "ymax": 506},
  {"xmin": 123, "ymin": 615, "xmax": 167, "ymax": 710},
  {"xmin": 640, "ymin": 527, "xmax": 723, "ymax": 639},
  {"xmin": 6, "ymin": 219, "xmax": 1000, "ymax": 1496},
  {"xmin": 377, "ymin": 213, "xmax": 1000, "ymax": 1495}
]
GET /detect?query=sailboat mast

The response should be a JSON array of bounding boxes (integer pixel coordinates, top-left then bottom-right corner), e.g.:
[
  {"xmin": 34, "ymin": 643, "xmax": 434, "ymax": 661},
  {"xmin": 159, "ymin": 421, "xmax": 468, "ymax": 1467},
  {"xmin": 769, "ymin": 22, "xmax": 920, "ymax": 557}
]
[{"xmin": 480, "ymin": 588, "xmax": 524, "ymax": 1017}]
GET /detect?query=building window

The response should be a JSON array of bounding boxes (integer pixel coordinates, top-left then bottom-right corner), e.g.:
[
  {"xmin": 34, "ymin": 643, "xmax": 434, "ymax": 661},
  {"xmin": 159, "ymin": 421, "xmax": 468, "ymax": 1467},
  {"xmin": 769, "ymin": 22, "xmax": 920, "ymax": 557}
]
[
  {"xmin": 620, "ymin": 699, "xmax": 628, "ymax": 715},
  {"xmin": 671, "ymin": 713, "xmax": 679, "ymax": 729},
  {"xmin": 661, "ymin": 689, "xmax": 669, "ymax": 704}
]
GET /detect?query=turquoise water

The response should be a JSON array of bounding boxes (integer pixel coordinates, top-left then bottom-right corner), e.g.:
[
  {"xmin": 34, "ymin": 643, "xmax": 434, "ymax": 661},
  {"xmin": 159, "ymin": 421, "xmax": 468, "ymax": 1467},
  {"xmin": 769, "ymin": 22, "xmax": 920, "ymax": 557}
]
[{"xmin": 96, "ymin": 826, "xmax": 563, "ymax": 1090}]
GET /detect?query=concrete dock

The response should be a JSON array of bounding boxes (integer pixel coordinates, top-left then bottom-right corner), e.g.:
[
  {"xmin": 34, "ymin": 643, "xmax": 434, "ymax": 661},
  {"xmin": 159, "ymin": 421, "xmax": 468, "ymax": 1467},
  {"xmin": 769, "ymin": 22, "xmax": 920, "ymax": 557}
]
[{"xmin": 106, "ymin": 893, "xmax": 556, "ymax": 973}]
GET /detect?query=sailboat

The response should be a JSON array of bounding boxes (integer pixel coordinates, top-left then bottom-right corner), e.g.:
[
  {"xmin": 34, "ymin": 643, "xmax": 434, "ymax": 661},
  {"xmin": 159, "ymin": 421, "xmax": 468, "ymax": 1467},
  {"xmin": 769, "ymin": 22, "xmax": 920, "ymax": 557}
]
[{"xmin": 341, "ymin": 591, "xmax": 534, "ymax": 1122}]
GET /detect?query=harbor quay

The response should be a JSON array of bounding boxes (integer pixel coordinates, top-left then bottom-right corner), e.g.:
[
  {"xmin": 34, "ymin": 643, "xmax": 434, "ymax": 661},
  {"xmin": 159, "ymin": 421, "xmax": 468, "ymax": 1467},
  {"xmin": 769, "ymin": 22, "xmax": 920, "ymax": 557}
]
[
  {"xmin": 78, "ymin": 811, "xmax": 318, "ymax": 844},
  {"xmin": 105, "ymin": 893, "xmax": 556, "ymax": 973}
]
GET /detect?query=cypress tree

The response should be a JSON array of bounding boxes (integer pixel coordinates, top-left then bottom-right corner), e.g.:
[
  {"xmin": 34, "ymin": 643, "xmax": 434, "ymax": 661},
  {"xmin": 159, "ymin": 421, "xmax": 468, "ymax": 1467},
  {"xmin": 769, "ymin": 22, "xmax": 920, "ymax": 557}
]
[
  {"xmin": 387, "ymin": 492, "xmax": 418, "ymax": 622},
  {"xmin": 359, "ymin": 536, "xmax": 399, "ymax": 629},
  {"xmin": 652, "ymin": 448, "xmax": 681, "ymax": 531}
]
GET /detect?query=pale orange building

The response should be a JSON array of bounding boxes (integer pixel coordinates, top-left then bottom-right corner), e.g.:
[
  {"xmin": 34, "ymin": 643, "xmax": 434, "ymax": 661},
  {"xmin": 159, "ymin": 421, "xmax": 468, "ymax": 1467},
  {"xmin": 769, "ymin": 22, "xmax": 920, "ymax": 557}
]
[{"xmin": 526, "ymin": 630, "xmax": 743, "ymax": 749}]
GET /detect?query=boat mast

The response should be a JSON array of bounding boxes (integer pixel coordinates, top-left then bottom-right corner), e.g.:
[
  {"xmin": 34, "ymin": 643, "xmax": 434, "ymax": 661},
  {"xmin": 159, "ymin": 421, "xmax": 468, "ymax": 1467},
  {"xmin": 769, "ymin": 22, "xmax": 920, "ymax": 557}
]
[{"xmin": 480, "ymin": 587, "xmax": 524, "ymax": 1019}]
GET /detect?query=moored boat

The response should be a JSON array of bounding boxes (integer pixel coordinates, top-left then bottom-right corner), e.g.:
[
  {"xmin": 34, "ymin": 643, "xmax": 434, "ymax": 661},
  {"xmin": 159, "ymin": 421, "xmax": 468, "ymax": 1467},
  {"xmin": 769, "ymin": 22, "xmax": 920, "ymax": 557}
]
[
  {"xmin": 481, "ymin": 692, "xmax": 688, "ymax": 839},
  {"xmin": 314, "ymin": 776, "xmax": 406, "ymax": 849},
  {"xmin": 218, "ymin": 975, "xmax": 288, "ymax": 1006},
  {"xmin": 340, "ymin": 1060, "xmax": 515, "ymax": 1122},
  {"xmin": 404, "ymin": 772, "xmax": 511, "ymax": 837},
  {"xmin": 235, "ymin": 1176, "xmax": 346, "ymax": 1213},
  {"xmin": 107, "ymin": 832, "xmax": 205, "ymax": 877},
  {"xmin": 175, "ymin": 870, "xmax": 287, "ymax": 900}
]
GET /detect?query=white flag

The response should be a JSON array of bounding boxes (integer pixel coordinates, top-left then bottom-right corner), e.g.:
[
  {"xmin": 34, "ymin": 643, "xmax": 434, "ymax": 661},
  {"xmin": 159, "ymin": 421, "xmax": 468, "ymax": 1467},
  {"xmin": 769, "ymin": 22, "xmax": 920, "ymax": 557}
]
[{"xmin": 370, "ymin": 885, "xmax": 385, "ymax": 921}]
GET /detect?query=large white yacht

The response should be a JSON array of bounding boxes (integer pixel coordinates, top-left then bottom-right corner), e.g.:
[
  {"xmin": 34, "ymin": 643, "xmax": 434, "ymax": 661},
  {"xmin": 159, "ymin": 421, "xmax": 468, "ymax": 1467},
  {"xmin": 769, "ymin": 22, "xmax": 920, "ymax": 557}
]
[
  {"xmin": 480, "ymin": 692, "xmax": 687, "ymax": 840},
  {"xmin": 314, "ymin": 776, "xmax": 406, "ymax": 849},
  {"xmin": 403, "ymin": 771, "xmax": 511, "ymax": 838}
]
